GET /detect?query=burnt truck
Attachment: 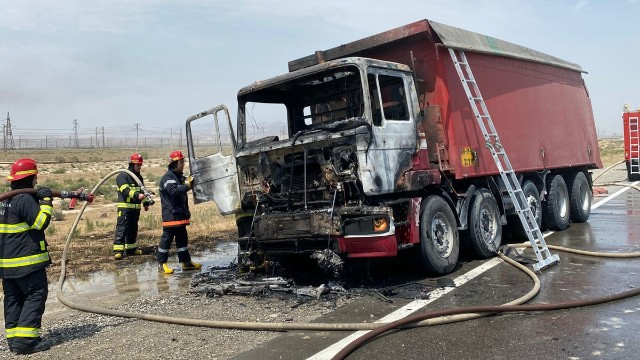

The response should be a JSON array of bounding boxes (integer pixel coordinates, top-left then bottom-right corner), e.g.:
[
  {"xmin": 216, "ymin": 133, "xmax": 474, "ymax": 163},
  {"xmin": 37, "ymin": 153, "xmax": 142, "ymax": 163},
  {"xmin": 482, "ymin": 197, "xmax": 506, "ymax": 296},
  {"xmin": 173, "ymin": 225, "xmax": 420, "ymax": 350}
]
[{"xmin": 185, "ymin": 19, "xmax": 602, "ymax": 275}]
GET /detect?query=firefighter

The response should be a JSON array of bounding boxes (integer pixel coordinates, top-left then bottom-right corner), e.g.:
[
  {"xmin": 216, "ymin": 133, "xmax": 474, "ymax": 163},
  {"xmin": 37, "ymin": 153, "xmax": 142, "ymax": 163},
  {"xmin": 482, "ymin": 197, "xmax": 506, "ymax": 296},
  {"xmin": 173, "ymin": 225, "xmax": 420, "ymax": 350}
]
[
  {"xmin": 113, "ymin": 153, "xmax": 150, "ymax": 260},
  {"xmin": 0, "ymin": 158, "xmax": 52, "ymax": 354},
  {"xmin": 156, "ymin": 150, "xmax": 201, "ymax": 274}
]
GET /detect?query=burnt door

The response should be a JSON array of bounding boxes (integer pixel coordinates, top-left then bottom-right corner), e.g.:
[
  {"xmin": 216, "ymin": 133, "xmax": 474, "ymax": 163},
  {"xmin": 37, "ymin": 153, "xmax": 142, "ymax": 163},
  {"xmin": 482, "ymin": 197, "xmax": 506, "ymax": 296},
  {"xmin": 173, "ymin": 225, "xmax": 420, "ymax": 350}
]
[
  {"xmin": 185, "ymin": 104, "xmax": 241, "ymax": 215},
  {"xmin": 358, "ymin": 70, "xmax": 418, "ymax": 195}
]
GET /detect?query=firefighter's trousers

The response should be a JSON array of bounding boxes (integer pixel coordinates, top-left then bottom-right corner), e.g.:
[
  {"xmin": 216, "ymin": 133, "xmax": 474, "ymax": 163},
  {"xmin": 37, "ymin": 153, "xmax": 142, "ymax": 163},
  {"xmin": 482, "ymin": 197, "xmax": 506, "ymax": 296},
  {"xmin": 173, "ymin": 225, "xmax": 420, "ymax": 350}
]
[
  {"xmin": 2, "ymin": 268, "xmax": 48, "ymax": 350},
  {"xmin": 156, "ymin": 226, "xmax": 192, "ymax": 264},
  {"xmin": 113, "ymin": 209, "xmax": 141, "ymax": 254}
]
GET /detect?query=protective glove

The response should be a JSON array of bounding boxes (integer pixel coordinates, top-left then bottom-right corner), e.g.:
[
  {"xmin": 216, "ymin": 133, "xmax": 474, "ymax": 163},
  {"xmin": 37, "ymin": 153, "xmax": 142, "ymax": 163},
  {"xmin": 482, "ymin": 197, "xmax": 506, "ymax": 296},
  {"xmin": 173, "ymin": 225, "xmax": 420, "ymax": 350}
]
[
  {"xmin": 185, "ymin": 175, "xmax": 194, "ymax": 189},
  {"xmin": 37, "ymin": 187, "xmax": 53, "ymax": 206},
  {"xmin": 144, "ymin": 205, "xmax": 149, "ymax": 211}
]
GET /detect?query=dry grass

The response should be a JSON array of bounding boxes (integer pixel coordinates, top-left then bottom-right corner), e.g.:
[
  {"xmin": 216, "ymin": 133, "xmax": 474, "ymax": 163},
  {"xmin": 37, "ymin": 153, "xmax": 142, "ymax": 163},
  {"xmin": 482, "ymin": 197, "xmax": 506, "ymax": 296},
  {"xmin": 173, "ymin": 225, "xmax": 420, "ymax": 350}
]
[{"xmin": 598, "ymin": 138, "xmax": 625, "ymax": 167}]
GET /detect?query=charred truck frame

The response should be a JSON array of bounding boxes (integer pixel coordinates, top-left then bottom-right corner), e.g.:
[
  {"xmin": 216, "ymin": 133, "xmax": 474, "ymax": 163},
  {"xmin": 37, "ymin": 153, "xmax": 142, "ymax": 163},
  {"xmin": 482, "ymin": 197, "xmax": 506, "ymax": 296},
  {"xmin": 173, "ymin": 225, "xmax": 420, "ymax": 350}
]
[{"xmin": 186, "ymin": 20, "xmax": 602, "ymax": 275}]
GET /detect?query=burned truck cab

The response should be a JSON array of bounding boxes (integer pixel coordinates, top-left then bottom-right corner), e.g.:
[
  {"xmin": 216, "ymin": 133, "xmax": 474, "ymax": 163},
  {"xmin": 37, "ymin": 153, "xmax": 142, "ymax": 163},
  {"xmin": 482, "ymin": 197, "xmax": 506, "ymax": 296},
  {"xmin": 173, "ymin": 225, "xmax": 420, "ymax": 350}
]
[{"xmin": 187, "ymin": 57, "xmax": 425, "ymax": 265}]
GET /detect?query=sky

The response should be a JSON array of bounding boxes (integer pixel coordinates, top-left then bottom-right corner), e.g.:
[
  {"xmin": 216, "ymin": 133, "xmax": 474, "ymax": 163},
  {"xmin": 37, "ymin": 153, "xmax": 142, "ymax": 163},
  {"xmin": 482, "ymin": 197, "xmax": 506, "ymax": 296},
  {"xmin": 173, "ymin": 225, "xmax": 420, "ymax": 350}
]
[{"xmin": 0, "ymin": 0, "xmax": 639, "ymax": 141}]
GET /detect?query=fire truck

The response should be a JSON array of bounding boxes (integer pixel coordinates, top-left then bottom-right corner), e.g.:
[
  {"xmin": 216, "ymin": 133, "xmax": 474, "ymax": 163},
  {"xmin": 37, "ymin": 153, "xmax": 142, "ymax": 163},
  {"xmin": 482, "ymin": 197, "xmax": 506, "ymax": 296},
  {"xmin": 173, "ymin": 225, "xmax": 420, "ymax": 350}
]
[{"xmin": 623, "ymin": 105, "xmax": 640, "ymax": 181}]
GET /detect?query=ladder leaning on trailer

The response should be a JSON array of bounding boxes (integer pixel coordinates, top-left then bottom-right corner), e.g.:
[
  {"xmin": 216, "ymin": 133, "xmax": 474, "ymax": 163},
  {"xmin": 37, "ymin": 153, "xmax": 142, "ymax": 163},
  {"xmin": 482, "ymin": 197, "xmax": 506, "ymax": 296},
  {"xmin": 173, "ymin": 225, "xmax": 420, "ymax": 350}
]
[
  {"xmin": 628, "ymin": 114, "xmax": 640, "ymax": 178},
  {"xmin": 448, "ymin": 48, "xmax": 560, "ymax": 272}
]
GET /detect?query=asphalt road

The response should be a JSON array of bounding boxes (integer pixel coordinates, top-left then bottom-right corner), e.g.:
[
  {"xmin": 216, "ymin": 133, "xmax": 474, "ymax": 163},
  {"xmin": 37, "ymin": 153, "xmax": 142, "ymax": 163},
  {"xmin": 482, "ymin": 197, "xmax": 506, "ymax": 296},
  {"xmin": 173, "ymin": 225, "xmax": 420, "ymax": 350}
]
[{"xmin": 232, "ymin": 181, "xmax": 640, "ymax": 360}]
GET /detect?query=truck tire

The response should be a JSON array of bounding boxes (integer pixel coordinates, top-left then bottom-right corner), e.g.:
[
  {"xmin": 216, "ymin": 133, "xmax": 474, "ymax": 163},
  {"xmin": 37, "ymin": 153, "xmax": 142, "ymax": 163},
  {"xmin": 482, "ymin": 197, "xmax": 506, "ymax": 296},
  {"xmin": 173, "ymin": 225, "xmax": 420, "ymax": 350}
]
[
  {"xmin": 567, "ymin": 171, "xmax": 592, "ymax": 223},
  {"xmin": 542, "ymin": 174, "xmax": 570, "ymax": 230},
  {"xmin": 416, "ymin": 195, "xmax": 459, "ymax": 275},
  {"xmin": 468, "ymin": 189, "xmax": 501, "ymax": 258},
  {"xmin": 507, "ymin": 181, "xmax": 542, "ymax": 239}
]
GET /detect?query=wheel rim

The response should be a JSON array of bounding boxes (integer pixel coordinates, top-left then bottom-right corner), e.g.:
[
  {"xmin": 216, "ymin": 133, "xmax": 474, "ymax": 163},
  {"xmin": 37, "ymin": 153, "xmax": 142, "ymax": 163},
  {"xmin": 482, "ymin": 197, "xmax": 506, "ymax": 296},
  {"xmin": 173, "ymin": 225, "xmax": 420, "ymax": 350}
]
[
  {"xmin": 479, "ymin": 204, "xmax": 497, "ymax": 245},
  {"xmin": 526, "ymin": 194, "xmax": 540, "ymax": 222},
  {"xmin": 557, "ymin": 188, "xmax": 568, "ymax": 218},
  {"xmin": 580, "ymin": 182, "xmax": 590, "ymax": 211},
  {"xmin": 431, "ymin": 212, "xmax": 453, "ymax": 257}
]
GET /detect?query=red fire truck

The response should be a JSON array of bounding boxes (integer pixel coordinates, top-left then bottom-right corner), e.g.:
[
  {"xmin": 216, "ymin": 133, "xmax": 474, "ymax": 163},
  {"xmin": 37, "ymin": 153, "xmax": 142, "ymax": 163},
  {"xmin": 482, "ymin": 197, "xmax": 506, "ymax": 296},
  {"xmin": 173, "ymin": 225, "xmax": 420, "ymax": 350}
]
[{"xmin": 623, "ymin": 105, "xmax": 640, "ymax": 181}]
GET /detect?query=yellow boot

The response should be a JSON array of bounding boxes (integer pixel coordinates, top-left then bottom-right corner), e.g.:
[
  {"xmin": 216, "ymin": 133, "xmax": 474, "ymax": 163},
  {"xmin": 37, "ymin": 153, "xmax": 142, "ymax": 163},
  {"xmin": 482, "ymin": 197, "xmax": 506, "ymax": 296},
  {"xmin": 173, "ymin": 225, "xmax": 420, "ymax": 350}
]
[
  {"xmin": 159, "ymin": 263, "xmax": 174, "ymax": 274},
  {"xmin": 181, "ymin": 261, "xmax": 202, "ymax": 271},
  {"xmin": 114, "ymin": 252, "xmax": 123, "ymax": 260},
  {"xmin": 133, "ymin": 249, "xmax": 143, "ymax": 255}
]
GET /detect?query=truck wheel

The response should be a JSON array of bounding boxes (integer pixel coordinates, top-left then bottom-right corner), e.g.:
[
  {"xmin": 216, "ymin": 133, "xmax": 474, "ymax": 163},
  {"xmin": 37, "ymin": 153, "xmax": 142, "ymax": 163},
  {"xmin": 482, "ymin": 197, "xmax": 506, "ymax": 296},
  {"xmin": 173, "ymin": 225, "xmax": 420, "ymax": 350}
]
[
  {"xmin": 507, "ymin": 181, "xmax": 542, "ymax": 238},
  {"xmin": 416, "ymin": 195, "xmax": 459, "ymax": 275},
  {"xmin": 468, "ymin": 189, "xmax": 502, "ymax": 258},
  {"xmin": 567, "ymin": 171, "xmax": 592, "ymax": 223},
  {"xmin": 542, "ymin": 174, "xmax": 570, "ymax": 230}
]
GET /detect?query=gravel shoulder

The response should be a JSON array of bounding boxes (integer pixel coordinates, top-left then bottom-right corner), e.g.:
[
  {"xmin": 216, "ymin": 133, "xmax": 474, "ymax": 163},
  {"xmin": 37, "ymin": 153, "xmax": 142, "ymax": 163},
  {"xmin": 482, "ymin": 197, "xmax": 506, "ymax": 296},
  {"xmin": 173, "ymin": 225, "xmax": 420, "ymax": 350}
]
[{"xmin": 1, "ymin": 280, "xmax": 352, "ymax": 359}]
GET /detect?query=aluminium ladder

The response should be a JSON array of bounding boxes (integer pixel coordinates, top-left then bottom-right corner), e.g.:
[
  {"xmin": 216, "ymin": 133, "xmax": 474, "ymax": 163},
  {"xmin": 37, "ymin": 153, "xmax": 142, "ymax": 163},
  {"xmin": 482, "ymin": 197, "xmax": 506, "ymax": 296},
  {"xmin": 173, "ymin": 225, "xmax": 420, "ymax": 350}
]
[
  {"xmin": 629, "ymin": 116, "xmax": 640, "ymax": 176},
  {"xmin": 448, "ymin": 48, "xmax": 560, "ymax": 272}
]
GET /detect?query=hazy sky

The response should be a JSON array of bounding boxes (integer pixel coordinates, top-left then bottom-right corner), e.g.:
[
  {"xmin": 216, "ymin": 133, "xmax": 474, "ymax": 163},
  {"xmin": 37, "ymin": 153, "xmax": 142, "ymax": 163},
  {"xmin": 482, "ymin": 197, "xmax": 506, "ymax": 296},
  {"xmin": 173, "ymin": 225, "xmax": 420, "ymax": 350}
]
[{"xmin": 1, "ymin": 0, "xmax": 638, "ymax": 140}]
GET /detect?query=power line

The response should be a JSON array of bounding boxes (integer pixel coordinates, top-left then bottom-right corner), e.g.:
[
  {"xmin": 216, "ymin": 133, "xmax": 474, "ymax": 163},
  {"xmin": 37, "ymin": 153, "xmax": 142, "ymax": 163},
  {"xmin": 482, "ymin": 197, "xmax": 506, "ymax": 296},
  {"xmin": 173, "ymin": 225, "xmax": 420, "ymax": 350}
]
[
  {"xmin": 4, "ymin": 112, "xmax": 15, "ymax": 151},
  {"xmin": 73, "ymin": 119, "xmax": 79, "ymax": 149},
  {"xmin": 134, "ymin": 123, "xmax": 140, "ymax": 150}
]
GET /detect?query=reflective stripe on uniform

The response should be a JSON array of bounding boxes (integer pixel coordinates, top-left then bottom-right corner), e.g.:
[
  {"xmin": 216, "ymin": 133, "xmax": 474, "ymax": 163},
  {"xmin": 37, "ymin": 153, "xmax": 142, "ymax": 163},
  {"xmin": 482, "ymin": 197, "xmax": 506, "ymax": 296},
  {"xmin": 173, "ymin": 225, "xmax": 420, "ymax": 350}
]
[
  {"xmin": 0, "ymin": 222, "xmax": 31, "ymax": 234},
  {"xmin": 5, "ymin": 327, "xmax": 40, "ymax": 338},
  {"xmin": 117, "ymin": 202, "xmax": 142, "ymax": 210},
  {"xmin": 157, "ymin": 248, "xmax": 169, "ymax": 253},
  {"xmin": 0, "ymin": 252, "xmax": 50, "ymax": 268},
  {"xmin": 124, "ymin": 243, "xmax": 137, "ymax": 250},
  {"xmin": 30, "ymin": 204, "xmax": 53, "ymax": 230},
  {"xmin": 162, "ymin": 179, "xmax": 177, "ymax": 189},
  {"xmin": 162, "ymin": 219, "xmax": 190, "ymax": 227},
  {"xmin": 118, "ymin": 183, "xmax": 142, "ymax": 202},
  {"xmin": 113, "ymin": 244, "xmax": 125, "ymax": 251},
  {"xmin": 177, "ymin": 247, "xmax": 188, "ymax": 252}
]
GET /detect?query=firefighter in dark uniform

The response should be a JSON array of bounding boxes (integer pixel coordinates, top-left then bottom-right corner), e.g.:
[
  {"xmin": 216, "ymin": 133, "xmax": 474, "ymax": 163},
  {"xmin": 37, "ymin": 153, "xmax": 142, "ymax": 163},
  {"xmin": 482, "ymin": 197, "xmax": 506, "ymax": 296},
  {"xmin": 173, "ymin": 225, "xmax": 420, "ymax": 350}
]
[
  {"xmin": 113, "ymin": 153, "xmax": 150, "ymax": 260},
  {"xmin": 0, "ymin": 158, "xmax": 52, "ymax": 354},
  {"xmin": 156, "ymin": 150, "xmax": 201, "ymax": 274}
]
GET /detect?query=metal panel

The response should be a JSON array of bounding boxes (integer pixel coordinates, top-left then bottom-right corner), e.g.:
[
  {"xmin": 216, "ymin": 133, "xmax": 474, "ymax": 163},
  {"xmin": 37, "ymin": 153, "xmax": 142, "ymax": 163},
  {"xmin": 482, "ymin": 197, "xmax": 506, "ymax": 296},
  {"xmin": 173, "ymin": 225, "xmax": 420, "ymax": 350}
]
[
  {"xmin": 428, "ymin": 20, "xmax": 583, "ymax": 73},
  {"xmin": 289, "ymin": 19, "xmax": 583, "ymax": 73}
]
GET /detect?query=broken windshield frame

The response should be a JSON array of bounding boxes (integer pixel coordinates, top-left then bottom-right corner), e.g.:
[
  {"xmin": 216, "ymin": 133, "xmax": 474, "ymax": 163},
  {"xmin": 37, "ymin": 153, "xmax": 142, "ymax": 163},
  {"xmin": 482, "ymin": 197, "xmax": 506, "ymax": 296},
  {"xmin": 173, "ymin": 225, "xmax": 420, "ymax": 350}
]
[{"xmin": 236, "ymin": 64, "xmax": 367, "ymax": 149}]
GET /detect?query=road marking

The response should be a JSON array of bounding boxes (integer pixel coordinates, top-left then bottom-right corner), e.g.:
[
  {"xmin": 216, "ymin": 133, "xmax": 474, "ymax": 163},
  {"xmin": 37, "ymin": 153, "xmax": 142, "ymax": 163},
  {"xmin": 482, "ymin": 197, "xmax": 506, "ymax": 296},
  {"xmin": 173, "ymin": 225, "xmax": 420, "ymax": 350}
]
[
  {"xmin": 308, "ymin": 183, "xmax": 634, "ymax": 359},
  {"xmin": 307, "ymin": 257, "xmax": 502, "ymax": 360},
  {"xmin": 591, "ymin": 181, "xmax": 639, "ymax": 209}
]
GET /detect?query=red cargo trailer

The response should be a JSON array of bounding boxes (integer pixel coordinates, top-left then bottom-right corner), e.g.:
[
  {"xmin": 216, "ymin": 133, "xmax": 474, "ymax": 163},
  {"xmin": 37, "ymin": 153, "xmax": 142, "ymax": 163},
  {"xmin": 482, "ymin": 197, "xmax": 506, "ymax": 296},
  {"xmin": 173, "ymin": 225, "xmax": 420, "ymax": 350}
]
[
  {"xmin": 187, "ymin": 19, "xmax": 602, "ymax": 275},
  {"xmin": 623, "ymin": 106, "xmax": 640, "ymax": 180}
]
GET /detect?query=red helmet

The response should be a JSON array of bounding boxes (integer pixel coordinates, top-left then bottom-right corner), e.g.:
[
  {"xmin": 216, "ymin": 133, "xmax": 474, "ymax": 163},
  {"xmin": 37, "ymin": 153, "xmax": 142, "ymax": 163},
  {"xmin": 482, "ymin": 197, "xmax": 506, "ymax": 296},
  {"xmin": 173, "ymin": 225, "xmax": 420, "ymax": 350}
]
[
  {"xmin": 7, "ymin": 158, "xmax": 38, "ymax": 182},
  {"xmin": 130, "ymin": 153, "xmax": 143, "ymax": 164},
  {"xmin": 168, "ymin": 150, "xmax": 185, "ymax": 163}
]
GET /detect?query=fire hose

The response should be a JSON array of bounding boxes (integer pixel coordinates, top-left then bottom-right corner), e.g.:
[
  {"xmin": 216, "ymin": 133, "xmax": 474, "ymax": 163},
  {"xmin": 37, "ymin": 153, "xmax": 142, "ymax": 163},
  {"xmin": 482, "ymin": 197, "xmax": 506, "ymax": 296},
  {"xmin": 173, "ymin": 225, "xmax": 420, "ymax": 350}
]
[
  {"xmin": 50, "ymin": 168, "xmax": 640, "ymax": 359},
  {"xmin": 0, "ymin": 188, "xmax": 94, "ymax": 203}
]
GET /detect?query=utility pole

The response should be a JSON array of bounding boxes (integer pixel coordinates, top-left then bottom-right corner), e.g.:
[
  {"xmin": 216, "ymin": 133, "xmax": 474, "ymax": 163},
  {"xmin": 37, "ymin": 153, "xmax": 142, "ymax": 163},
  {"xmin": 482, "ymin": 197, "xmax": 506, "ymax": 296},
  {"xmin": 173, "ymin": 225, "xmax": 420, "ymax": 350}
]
[
  {"xmin": 170, "ymin": 128, "xmax": 173, "ymax": 148},
  {"xmin": 179, "ymin": 127, "xmax": 182, "ymax": 147},
  {"xmin": 95, "ymin": 127, "xmax": 98, "ymax": 148},
  {"xmin": 101, "ymin": 126, "xmax": 105, "ymax": 148},
  {"xmin": 73, "ymin": 119, "xmax": 79, "ymax": 148},
  {"xmin": 4, "ymin": 112, "xmax": 15, "ymax": 150},
  {"xmin": 134, "ymin": 123, "xmax": 140, "ymax": 150}
]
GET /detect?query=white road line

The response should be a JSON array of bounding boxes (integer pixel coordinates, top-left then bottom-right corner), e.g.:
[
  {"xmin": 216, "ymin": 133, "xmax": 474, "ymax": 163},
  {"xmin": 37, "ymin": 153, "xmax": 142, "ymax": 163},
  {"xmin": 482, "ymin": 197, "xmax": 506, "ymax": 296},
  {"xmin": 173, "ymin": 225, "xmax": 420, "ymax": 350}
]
[
  {"xmin": 592, "ymin": 181, "xmax": 639, "ymax": 209},
  {"xmin": 308, "ymin": 182, "xmax": 634, "ymax": 360},
  {"xmin": 307, "ymin": 257, "xmax": 502, "ymax": 360}
]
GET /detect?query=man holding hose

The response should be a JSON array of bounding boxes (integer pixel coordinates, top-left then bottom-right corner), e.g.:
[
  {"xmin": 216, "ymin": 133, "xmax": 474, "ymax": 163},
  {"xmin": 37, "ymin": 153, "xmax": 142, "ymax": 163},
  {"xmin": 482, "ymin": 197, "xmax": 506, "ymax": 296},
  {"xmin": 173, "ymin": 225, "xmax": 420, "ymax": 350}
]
[{"xmin": 0, "ymin": 158, "xmax": 53, "ymax": 354}]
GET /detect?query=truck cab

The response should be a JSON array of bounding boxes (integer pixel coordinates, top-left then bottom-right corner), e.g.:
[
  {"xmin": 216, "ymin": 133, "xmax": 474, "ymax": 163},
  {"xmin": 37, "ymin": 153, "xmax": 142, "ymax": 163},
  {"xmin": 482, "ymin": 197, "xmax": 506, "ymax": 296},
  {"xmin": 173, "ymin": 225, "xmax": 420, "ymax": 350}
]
[{"xmin": 187, "ymin": 57, "xmax": 427, "ymax": 267}]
